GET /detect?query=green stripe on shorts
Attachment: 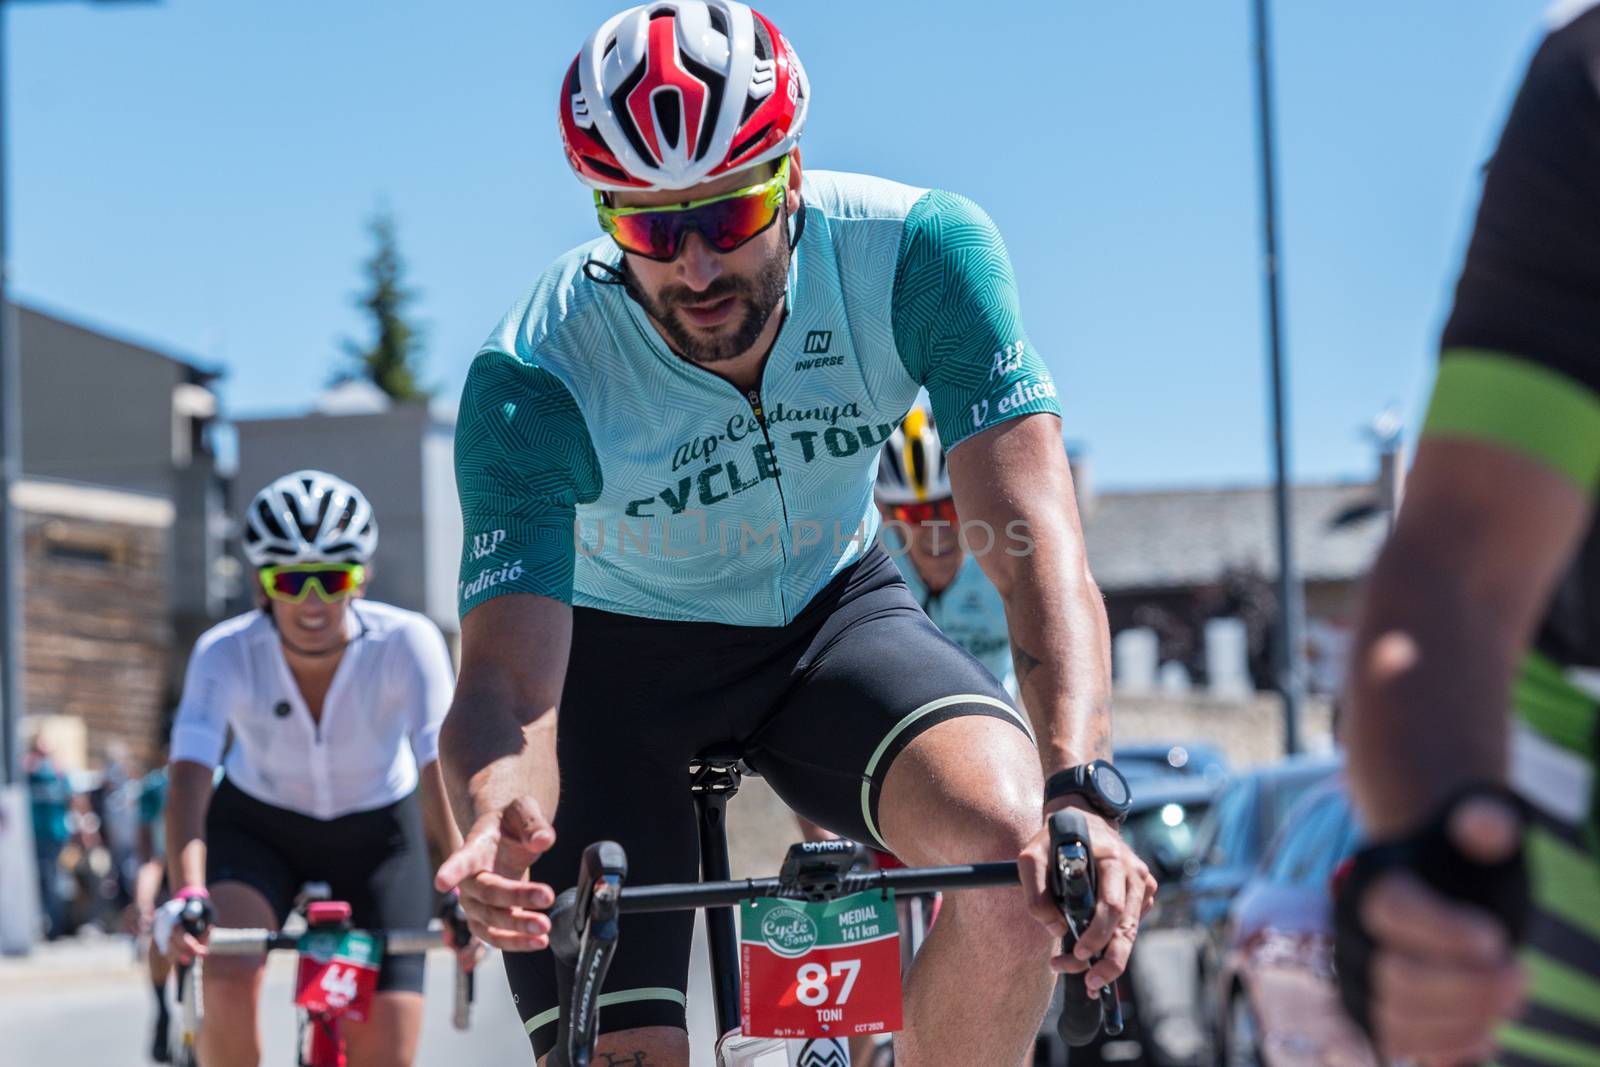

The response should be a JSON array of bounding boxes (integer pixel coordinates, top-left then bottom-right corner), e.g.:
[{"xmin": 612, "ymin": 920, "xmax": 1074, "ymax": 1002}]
[
  {"xmin": 1424, "ymin": 350, "xmax": 1600, "ymax": 491},
  {"xmin": 524, "ymin": 986, "xmax": 687, "ymax": 1035},
  {"xmin": 859, "ymin": 694, "xmax": 1032, "ymax": 849}
]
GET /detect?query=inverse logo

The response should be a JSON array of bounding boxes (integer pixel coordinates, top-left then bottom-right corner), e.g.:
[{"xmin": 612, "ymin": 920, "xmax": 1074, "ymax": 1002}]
[{"xmin": 803, "ymin": 330, "xmax": 832, "ymax": 354}]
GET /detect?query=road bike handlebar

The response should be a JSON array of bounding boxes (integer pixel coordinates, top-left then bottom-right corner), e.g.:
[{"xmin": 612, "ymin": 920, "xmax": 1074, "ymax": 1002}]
[
  {"xmin": 616, "ymin": 859, "xmax": 1022, "ymax": 913},
  {"xmin": 203, "ymin": 921, "xmax": 448, "ymax": 956},
  {"xmin": 548, "ymin": 809, "xmax": 1122, "ymax": 1067}
]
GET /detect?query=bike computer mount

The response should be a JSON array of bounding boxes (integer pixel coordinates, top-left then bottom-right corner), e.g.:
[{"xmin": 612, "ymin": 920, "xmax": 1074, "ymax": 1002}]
[{"xmin": 776, "ymin": 839, "xmax": 865, "ymax": 902}]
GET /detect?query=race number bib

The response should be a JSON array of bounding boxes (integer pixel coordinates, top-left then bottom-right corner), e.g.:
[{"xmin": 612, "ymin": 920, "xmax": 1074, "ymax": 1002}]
[
  {"xmin": 294, "ymin": 929, "xmax": 383, "ymax": 1022},
  {"xmin": 740, "ymin": 889, "xmax": 902, "ymax": 1040}
]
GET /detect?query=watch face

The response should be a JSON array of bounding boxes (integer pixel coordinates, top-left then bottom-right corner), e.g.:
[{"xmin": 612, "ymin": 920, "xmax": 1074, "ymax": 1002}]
[{"xmin": 1094, "ymin": 762, "xmax": 1130, "ymax": 807}]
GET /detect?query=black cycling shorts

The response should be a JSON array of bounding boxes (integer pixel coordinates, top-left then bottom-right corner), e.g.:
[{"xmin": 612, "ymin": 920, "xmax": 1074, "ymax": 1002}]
[
  {"xmin": 206, "ymin": 777, "xmax": 434, "ymax": 994},
  {"xmin": 509, "ymin": 546, "xmax": 1031, "ymax": 1057}
]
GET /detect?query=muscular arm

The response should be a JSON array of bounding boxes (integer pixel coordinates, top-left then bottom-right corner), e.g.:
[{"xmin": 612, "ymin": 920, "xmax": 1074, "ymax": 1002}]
[
  {"xmin": 1345, "ymin": 437, "xmax": 1590, "ymax": 837},
  {"xmin": 164, "ymin": 760, "xmax": 214, "ymax": 892},
  {"xmin": 438, "ymin": 593, "xmax": 571, "ymax": 837},
  {"xmin": 948, "ymin": 413, "xmax": 1111, "ymax": 773},
  {"xmin": 1348, "ymin": 11, "xmax": 1600, "ymax": 836}
]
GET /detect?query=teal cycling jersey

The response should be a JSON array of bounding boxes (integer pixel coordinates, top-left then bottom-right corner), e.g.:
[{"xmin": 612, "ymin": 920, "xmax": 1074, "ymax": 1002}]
[
  {"xmin": 456, "ymin": 170, "xmax": 1061, "ymax": 626},
  {"xmin": 894, "ymin": 552, "xmax": 1016, "ymax": 699}
]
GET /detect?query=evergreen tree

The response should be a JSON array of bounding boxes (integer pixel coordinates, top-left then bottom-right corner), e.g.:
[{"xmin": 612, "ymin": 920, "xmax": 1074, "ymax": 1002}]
[{"xmin": 339, "ymin": 209, "xmax": 431, "ymax": 401}]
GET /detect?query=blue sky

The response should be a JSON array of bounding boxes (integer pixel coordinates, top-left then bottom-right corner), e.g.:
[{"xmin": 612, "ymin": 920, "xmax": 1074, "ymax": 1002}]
[{"xmin": 11, "ymin": 0, "xmax": 1553, "ymax": 489}]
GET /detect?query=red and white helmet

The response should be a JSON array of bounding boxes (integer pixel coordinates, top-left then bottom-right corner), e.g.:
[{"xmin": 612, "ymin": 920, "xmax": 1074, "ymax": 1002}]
[{"xmin": 560, "ymin": 1, "xmax": 809, "ymax": 191}]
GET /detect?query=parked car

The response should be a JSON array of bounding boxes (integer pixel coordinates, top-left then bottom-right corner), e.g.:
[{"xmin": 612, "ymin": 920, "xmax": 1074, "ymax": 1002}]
[
  {"xmin": 1157, "ymin": 752, "xmax": 1343, "ymax": 1058},
  {"xmin": 1053, "ymin": 775, "xmax": 1221, "ymax": 1067},
  {"xmin": 1116, "ymin": 742, "xmax": 1230, "ymax": 787},
  {"xmin": 1212, "ymin": 778, "xmax": 1373, "ymax": 1067}
]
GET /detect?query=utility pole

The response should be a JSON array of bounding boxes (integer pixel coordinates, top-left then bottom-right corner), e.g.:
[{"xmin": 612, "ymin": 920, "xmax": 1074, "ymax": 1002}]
[
  {"xmin": 1251, "ymin": 0, "xmax": 1308, "ymax": 756},
  {"xmin": 0, "ymin": 0, "xmax": 20, "ymax": 789},
  {"xmin": 1368, "ymin": 407, "xmax": 1405, "ymax": 533}
]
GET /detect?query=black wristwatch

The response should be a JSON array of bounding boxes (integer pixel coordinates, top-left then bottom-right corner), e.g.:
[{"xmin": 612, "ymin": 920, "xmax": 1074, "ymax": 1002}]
[{"xmin": 1044, "ymin": 760, "xmax": 1132, "ymax": 826}]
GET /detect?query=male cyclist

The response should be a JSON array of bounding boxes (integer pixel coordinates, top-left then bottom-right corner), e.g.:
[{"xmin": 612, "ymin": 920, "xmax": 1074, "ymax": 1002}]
[
  {"xmin": 155, "ymin": 471, "xmax": 480, "ymax": 1067},
  {"xmin": 434, "ymin": 5, "xmax": 1154, "ymax": 1065},
  {"xmin": 878, "ymin": 403, "xmax": 1018, "ymax": 699},
  {"xmin": 1334, "ymin": 6, "xmax": 1600, "ymax": 1067}
]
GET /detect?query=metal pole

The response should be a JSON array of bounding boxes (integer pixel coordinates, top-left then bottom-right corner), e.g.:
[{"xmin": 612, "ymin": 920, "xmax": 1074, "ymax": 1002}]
[
  {"xmin": 0, "ymin": 0, "xmax": 22, "ymax": 788},
  {"xmin": 1251, "ymin": 0, "xmax": 1306, "ymax": 756}
]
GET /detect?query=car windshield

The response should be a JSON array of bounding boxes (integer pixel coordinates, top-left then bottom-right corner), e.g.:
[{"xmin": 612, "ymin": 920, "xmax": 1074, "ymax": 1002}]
[
  {"xmin": 1116, "ymin": 745, "xmax": 1228, "ymax": 786},
  {"xmin": 1264, "ymin": 763, "xmax": 1340, "ymax": 831},
  {"xmin": 1124, "ymin": 795, "xmax": 1212, "ymax": 865}
]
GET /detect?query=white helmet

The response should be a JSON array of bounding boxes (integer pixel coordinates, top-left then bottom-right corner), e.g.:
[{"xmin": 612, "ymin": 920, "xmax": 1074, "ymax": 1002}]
[
  {"xmin": 876, "ymin": 405, "xmax": 952, "ymax": 505},
  {"xmin": 559, "ymin": 0, "xmax": 810, "ymax": 191},
  {"xmin": 241, "ymin": 470, "xmax": 379, "ymax": 567}
]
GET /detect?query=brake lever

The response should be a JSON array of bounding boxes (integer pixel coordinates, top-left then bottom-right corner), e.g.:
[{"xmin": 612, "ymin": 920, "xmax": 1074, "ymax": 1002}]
[
  {"xmin": 551, "ymin": 841, "xmax": 628, "ymax": 1067},
  {"xmin": 1048, "ymin": 808, "xmax": 1123, "ymax": 1044}
]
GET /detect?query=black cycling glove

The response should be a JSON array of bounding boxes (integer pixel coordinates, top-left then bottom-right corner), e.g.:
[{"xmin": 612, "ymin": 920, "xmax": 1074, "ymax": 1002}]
[{"xmin": 1332, "ymin": 784, "xmax": 1530, "ymax": 1041}]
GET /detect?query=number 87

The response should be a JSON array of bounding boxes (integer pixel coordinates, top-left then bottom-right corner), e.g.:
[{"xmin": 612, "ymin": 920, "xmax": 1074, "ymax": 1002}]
[{"xmin": 795, "ymin": 960, "xmax": 861, "ymax": 1007}]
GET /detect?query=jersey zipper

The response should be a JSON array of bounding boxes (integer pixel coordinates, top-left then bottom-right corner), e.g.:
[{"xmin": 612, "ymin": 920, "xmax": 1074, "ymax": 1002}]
[{"xmin": 746, "ymin": 387, "xmax": 791, "ymax": 617}]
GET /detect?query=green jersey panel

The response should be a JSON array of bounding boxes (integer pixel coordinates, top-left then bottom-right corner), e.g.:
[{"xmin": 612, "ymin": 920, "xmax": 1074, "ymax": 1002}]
[{"xmin": 893, "ymin": 190, "xmax": 1059, "ymax": 447}]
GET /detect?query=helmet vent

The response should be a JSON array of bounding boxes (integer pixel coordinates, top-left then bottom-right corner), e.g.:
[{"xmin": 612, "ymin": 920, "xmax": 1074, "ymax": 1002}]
[
  {"xmin": 728, "ymin": 122, "xmax": 772, "ymax": 165},
  {"xmin": 333, "ymin": 497, "xmax": 359, "ymax": 535},
  {"xmin": 256, "ymin": 499, "xmax": 288, "ymax": 541},
  {"xmin": 739, "ymin": 91, "xmax": 762, "ymax": 126},
  {"xmin": 583, "ymin": 155, "xmax": 634, "ymax": 184},
  {"xmin": 708, "ymin": 6, "xmax": 729, "ymax": 36},
  {"xmin": 653, "ymin": 91, "xmax": 683, "ymax": 150},
  {"xmin": 681, "ymin": 53, "xmax": 725, "ymax": 160},
  {"xmin": 609, "ymin": 67, "xmax": 657, "ymax": 166}
]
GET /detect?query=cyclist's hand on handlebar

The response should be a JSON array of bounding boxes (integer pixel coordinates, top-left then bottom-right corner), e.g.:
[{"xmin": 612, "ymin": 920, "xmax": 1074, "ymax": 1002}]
[
  {"xmin": 1017, "ymin": 798, "xmax": 1157, "ymax": 995},
  {"xmin": 1340, "ymin": 797, "xmax": 1527, "ymax": 1065},
  {"xmin": 446, "ymin": 928, "xmax": 489, "ymax": 972},
  {"xmin": 152, "ymin": 890, "xmax": 214, "ymax": 965},
  {"xmin": 434, "ymin": 796, "xmax": 558, "ymax": 952},
  {"xmin": 438, "ymin": 890, "xmax": 490, "ymax": 972}
]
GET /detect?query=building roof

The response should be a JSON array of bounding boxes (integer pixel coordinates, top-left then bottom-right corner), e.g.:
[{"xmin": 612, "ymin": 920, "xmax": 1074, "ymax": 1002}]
[
  {"xmin": 1081, "ymin": 480, "xmax": 1388, "ymax": 592},
  {"xmin": 11, "ymin": 477, "xmax": 176, "ymax": 527},
  {"xmin": 20, "ymin": 303, "xmax": 220, "ymax": 383}
]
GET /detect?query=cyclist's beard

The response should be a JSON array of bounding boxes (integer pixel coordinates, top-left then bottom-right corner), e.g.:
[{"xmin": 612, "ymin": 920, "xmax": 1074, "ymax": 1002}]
[{"xmin": 628, "ymin": 240, "xmax": 790, "ymax": 365}]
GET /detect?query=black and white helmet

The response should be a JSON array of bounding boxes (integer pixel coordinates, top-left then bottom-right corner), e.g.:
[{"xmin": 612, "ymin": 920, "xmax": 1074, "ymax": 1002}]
[
  {"xmin": 241, "ymin": 470, "xmax": 379, "ymax": 567},
  {"xmin": 876, "ymin": 404, "xmax": 952, "ymax": 505}
]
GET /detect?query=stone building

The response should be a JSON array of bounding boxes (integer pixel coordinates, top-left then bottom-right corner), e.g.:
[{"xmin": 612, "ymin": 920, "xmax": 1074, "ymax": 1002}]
[
  {"xmin": 16, "ymin": 480, "xmax": 174, "ymax": 771},
  {"xmin": 14, "ymin": 305, "xmax": 226, "ymax": 773}
]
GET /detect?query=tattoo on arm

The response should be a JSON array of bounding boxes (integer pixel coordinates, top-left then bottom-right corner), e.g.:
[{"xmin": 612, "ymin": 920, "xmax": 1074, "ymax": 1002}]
[
  {"xmin": 1010, "ymin": 637, "xmax": 1045, "ymax": 691},
  {"xmin": 600, "ymin": 1054, "xmax": 652, "ymax": 1067}
]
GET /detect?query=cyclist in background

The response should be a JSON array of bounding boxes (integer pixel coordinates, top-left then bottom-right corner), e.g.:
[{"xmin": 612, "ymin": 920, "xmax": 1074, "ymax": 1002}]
[
  {"xmin": 877, "ymin": 402, "xmax": 1019, "ymax": 699},
  {"xmin": 154, "ymin": 471, "xmax": 480, "ymax": 1067},
  {"xmin": 1335, "ymin": 6, "xmax": 1600, "ymax": 1066}
]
